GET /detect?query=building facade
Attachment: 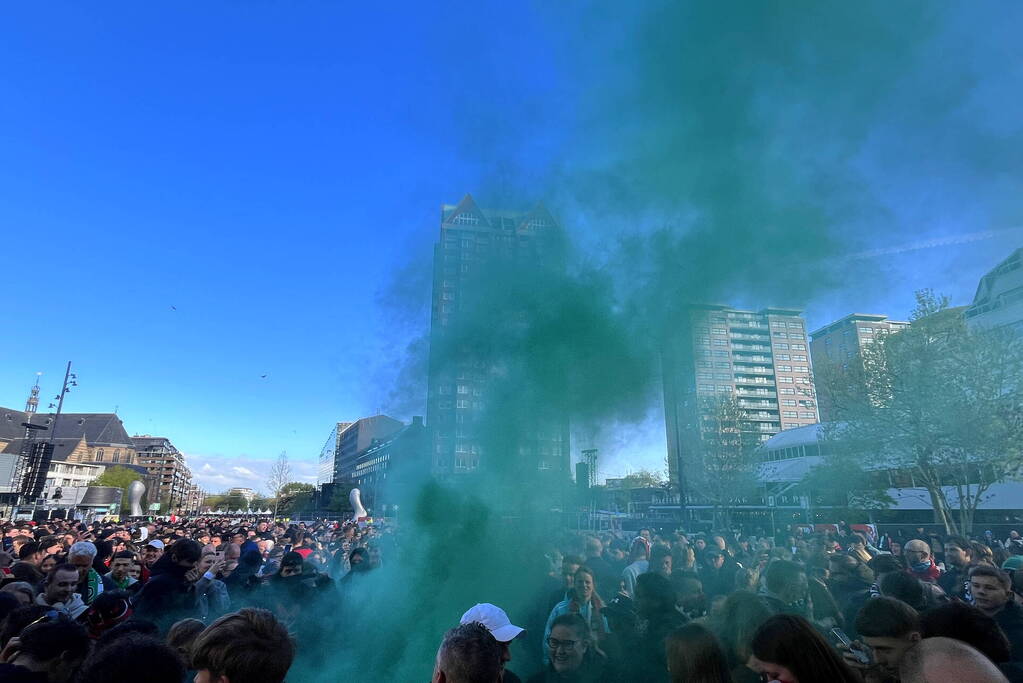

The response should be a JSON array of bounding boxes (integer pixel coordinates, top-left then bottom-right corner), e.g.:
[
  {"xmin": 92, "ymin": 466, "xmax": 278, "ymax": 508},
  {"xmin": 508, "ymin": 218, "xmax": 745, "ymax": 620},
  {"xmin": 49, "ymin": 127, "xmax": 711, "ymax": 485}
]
[
  {"xmin": 42, "ymin": 461, "xmax": 106, "ymax": 505},
  {"xmin": 0, "ymin": 409, "xmax": 137, "ymax": 465},
  {"xmin": 426, "ymin": 194, "xmax": 569, "ymax": 476},
  {"xmin": 662, "ymin": 305, "xmax": 819, "ymax": 494},
  {"xmin": 335, "ymin": 416, "xmax": 404, "ymax": 485},
  {"xmin": 965, "ymin": 247, "xmax": 1023, "ymax": 333},
  {"xmin": 317, "ymin": 422, "xmax": 352, "ymax": 487},
  {"xmin": 351, "ymin": 416, "xmax": 428, "ymax": 509},
  {"xmin": 132, "ymin": 436, "xmax": 192, "ymax": 511}
]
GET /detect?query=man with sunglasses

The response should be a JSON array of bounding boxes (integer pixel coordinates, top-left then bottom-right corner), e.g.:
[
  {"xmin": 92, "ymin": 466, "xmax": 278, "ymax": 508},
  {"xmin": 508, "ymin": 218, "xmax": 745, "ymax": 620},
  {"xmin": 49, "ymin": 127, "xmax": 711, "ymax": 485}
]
[{"xmin": 35, "ymin": 564, "xmax": 87, "ymax": 619}]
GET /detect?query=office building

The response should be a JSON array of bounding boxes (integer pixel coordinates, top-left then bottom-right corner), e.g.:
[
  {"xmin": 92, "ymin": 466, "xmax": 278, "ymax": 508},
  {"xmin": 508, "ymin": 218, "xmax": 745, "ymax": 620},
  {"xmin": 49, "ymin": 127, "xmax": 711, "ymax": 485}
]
[
  {"xmin": 333, "ymin": 416, "xmax": 404, "ymax": 485},
  {"xmin": 351, "ymin": 416, "xmax": 428, "ymax": 508},
  {"xmin": 662, "ymin": 305, "xmax": 819, "ymax": 489},
  {"xmin": 317, "ymin": 421, "xmax": 353, "ymax": 487},
  {"xmin": 426, "ymin": 194, "xmax": 569, "ymax": 476},
  {"xmin": 965, "ymin": 247, "xmax": 1023, "ymax": 333}
]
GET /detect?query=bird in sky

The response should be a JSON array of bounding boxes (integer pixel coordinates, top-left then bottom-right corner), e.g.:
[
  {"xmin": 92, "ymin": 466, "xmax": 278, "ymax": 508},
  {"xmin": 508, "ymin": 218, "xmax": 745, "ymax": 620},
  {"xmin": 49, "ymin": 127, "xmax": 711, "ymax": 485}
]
[
  {"xmin": 260, "ymin": 374, "xmax": 268, "ymax": 379},
  {"xmin": 170, "ymin": 305, "xmax": 177, "ymax": 311}
]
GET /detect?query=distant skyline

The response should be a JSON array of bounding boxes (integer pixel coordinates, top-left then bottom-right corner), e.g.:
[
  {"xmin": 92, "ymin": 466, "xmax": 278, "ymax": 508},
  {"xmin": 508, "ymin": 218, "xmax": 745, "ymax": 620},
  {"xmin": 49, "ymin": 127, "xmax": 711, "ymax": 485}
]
[{"xmin": 2, "ymin": 3, "xmax": 1021, "ymax": 492}]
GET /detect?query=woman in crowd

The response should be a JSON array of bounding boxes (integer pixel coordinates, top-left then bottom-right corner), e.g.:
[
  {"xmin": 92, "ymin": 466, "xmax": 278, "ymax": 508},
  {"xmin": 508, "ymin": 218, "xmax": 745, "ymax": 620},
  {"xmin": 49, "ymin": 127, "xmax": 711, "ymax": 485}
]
[
  {"xmin": 544, "ymin": 567, "xmax": 610, "ymax": 664},
  {"xmin": 528, "ymin": 613, "xmax": 615, "ymax": 683},
  {"xmin": 666, "ymin": 623, "xmax": 733, "ymax": 683},
  {"xmin": 747, "ymin": 614, "xmax": 860, "ymax": 683}
]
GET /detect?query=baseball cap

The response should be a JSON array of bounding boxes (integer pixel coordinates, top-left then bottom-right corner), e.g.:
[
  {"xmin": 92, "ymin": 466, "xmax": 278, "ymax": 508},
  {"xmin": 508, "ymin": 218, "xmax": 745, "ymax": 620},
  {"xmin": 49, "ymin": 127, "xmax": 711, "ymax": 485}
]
[
  {"xmin": 459, "ymin": 603, "xmax": 524, "ymax": 643},
  {"xmin": 1002, "ymin": 556, "xmax": 1023, "ymax": 572},
  {"xmin": 146, "ymin": 539, "xmax": 165, "ymax": 550}
]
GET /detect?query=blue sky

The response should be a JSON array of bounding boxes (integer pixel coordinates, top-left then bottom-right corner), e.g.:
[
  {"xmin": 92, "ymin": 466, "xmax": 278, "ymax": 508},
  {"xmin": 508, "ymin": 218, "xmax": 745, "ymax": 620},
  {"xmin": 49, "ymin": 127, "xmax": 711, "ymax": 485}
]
[{"xmin": 2, "ymin": 3, "xmax": 1021, "ymax": 492}]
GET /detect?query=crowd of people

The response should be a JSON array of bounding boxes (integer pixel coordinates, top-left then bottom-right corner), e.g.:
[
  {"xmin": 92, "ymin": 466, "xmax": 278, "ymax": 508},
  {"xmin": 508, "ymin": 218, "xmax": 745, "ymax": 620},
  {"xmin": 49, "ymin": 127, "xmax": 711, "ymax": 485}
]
[{"xmin": 2, "ymin": 516, "xmax": 1023, "ymax": 682}]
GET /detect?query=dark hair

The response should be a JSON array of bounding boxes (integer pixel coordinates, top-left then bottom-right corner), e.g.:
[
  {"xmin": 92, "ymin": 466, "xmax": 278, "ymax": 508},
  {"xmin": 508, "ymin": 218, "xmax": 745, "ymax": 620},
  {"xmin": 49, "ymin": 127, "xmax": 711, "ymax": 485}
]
[
  {"xmin": 713, "ymin": 591, "xmax": 772, "ymax": 669},
  {"xmin": 970, "ymin": 564, "xmax": 1011, "ymax": 590},
  {"xmin": 111, "ymin": 550, "xmax": 136, "ymax": 562},
  {"xmin": 868, "ymin": 554, "xmax": 903, "ymax": 574},
  {"xmin": 764, "ymin": 560, "xmax": 804, "ymax": 595},
  {"xmin": 192, "ymin": 608, "xmax": 294, "ymax": 683},
  {"xmin": 944, "ymin": 535, "xmax": 972, "ymax": 554},
  {"xmin": 0, "ymin": 593, "xmax": 23, "ymax": 626},
  {"xmin": 167, "ymin": 618, "xmax": 206, "ymax": 663},
  {"xmin": 637, "ymin": 572, "xmax": 677, "ymax": 612},
  {"xmin": 919, "ymin": 601, "xmax": 1011, "ymax": 664},
  {"xmin": 0, "ymin": 605, "xmax": 50, "ymax": 647},
  {"xmin": 436, "ymin": 621, "xmax": 502, "ymax": 683},
  {"xmin": 279, "ymin": 551, "xmax": 304, "ymax": 570},
  {"xmin": 751, "ymin": 614, "xmax": 859, "ymax": 682},
  {"xmin": 855, "ymin": 597, "xmax": 920, "ymax": 638},
  {"xmin": 96, "ymin": 619, "xmax": 160, "ymax": 650},
  {"xmin": 666, "ymin": 623, "xmax": 732, "ymax": 683},
  {"xmin": 879, "ymin": 572, "xmax": 927, "ymax": 611},
  {"xmin": 18, "ymin": 618, "xmax": 90, "ymax": 662},
  {"xmin": 170, "ymin": 539, "xmax": 202, "ymax": 563},
  {"xmin": 48, "ymin": 562, "xmax": 81, "ymax": 582},
  {"xmin": 550, "ymin": 612, "xmax": 591, "ymax": 642},
  {"xmin": 77, "ymin": 634, "xmax": 185, "ymax": 683},
  {"xmin": 18, "ymin": 542, "xmax": 40, "ymax": 560}
]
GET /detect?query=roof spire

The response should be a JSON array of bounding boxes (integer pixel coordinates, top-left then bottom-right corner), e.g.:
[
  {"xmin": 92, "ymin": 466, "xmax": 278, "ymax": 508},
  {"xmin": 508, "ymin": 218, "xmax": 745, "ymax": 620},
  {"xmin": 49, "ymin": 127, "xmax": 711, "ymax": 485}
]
[{"xmin": 25, "ymin": 373, "xmax": 41, "ymax": 415}]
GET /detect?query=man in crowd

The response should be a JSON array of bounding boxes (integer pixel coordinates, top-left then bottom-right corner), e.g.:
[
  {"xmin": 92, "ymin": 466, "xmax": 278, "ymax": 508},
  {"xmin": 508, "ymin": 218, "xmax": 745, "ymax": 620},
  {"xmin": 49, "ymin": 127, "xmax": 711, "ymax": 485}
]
[
  {"xmin": 103, "ymin": 550, "xmax": 139, "ymax": 592},
  {"xmin": 36, "ymin": 563, "xmax": 88, "ymax": 618},
  {"xmin": 900, "ymin": 638, "xmax": 1008, "ymax": 683},
  {"xmin": 843, "ymin": 596, "xmax": 922, "ymax": 682},
  {"xmin": 938, "ymin": 535, "xmax": 974, "ymax": 601},
  {"xmin": 141, "ymin": 539, "xmax": 164, "ymax": 582},
  {"xmin": 761, "ymin": 560, "xmax": 809, "ymax": 615},
  {"xmin": 970, "ymin": 565, "xmax": 1023, "ymax": 660},
  {"xmin": 67, "ymin": 542, "xmax": 104, "ymax": 604},
  {"xmin": 191, "ymin": 607, "xmax": 295, "ymax": 683},
  {"xmin": 134, "ymin": 538, "xmax": 203, "ymax": 627},
  {"xmin": 432, "ymin": 621, "xmax": 503, "ymax": 683},
  {"xmin": 904, "ymin": 540, "xmax": 942, "ymax": 583},
  {"xmin": 460, "ymin": 603, "xmax": 526, "ymax": 683}
]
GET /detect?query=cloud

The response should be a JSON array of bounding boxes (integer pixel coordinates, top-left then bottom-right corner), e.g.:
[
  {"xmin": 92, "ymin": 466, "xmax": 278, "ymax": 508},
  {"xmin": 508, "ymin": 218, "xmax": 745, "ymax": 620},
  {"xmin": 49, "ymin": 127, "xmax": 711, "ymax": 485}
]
[{"xmin": 184, "ymin": 453, "xmax": 319, "ymax": 494}]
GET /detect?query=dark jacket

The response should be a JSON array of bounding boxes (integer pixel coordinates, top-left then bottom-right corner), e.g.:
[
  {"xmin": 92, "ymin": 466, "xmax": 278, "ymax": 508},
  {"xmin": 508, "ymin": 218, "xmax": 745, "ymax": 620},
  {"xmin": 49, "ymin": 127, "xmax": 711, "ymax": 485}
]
[
  {"xmin": 995, "ymin": 601, "xmax": 1023, "ymax": 662},
  {"xmin": 937, "ymin": 565, "xmax": 970, "ymax": 601},
  {"xmin": 132, "ymin": 553, "xmax": 195, "ymax": 627}
]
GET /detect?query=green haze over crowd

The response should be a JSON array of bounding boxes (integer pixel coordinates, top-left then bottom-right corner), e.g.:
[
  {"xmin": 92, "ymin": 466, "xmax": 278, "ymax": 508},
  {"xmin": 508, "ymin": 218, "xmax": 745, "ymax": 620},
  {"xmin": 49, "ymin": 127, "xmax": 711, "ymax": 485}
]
[{"xmin": 309, "ymin": 2, "xmax": 1023, "ymax": 680}]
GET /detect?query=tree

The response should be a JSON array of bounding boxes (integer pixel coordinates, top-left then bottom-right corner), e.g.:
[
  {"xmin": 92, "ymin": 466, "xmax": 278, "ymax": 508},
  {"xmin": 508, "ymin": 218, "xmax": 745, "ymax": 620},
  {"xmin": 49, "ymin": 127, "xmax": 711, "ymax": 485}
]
[
  {"xmin": 817, "ymin": 290, "xmax": 1023, "ymax": 534},
  {"xmin": 277, "ymin": 482, "xmax": 316, "ymax": 516},
  {"xmin": 266, "ymin": 451, "xmax": 291, "ymax": 520},
  {"xmin": 90, "ymin": 466, "xmax": 144, "ymax": 512},
  {"xmin": 688, "ymin": 396, "xmax": 761, "ymax": 529},
  {"xmin": 619, "ymin": 469, "xmax": 666, "ymax": 489}
]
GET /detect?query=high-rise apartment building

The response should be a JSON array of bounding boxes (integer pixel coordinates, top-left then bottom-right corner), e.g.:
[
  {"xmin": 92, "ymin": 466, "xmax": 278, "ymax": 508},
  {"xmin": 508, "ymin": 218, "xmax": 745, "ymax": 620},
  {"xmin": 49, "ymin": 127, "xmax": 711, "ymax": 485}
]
[
  {"xmin": 662, "ymin": 305, "xmax": 819, "ymax": 489},
  {"xmin": 132, "ymin": 436, "xmax": 192, "ymax": 510},
  {"xmin": 808, "ymin": 313, "xmax": 910, "ymax": 420},
  {"xmin": 426, "ymin": 194, "xmax": 569, "ymax": 476}
]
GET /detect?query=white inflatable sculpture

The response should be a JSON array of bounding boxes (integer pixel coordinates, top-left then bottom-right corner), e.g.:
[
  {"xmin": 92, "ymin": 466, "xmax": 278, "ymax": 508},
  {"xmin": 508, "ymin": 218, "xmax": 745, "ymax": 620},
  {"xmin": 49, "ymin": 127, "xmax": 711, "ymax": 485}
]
[
  {"xmin": 127, "ymin": 480, "xmax": 146, "ymax": 517},
  {"xmin": 350, "ymin": 487, "xmax": 368, "ymax": 521}
]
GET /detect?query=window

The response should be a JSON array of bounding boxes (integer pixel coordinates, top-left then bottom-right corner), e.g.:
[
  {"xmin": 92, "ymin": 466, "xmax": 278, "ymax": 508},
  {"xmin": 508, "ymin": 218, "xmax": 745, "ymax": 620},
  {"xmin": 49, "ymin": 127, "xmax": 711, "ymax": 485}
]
[
  {"xmin": 452, "ymin": 212, "xmax": 479, "ymax": 225},
  {"xmin": 717, "ymin": 385, "xmax": 732, "ymax": 392},
  {"xmin": 773, "ymin": 332, "xmax": 788, "ymax": 338},
  {"xmin": 793, "ymin": 355, "xmax": 807, "ymax": 361},
  {"xmin": 859, "ymin": 327, "xmax": 874, "ymax": 334},
  {"xmin": 698, "ymin": 384, "xmax": 715, "ymax": 392},
  {"xmin": 782, "ymin": 399, "xmax": 796, "ymax": 406},
  {"xmin": 783, "ymin": 411, "xmax": 798, "ymax": 418},
  {"xmin": 792, "ymin": 344, "xmax": 806, "ymax": 350},
  {"xmin": 713, "ymin": 351, "xmax": 728, "ymax": 358},
  {"xmin": 776, "ymin": 354, "xmax": 790, "ymax": 361},
  {"xmin": 777, "ymin": 365, "xmax": 792, "ymax": 372},
  {"xmin": 697, "ymin": 372, "xmax": 713, "ymax": 380},
  {"xmin": 697, "ymin": 327, "xmax": 709, "ymax": 335},
  {"xmin": 711, "ymin": 328, "xmax": 726, "ymax": 335},
  {"xmin": 772, "ymin": 322, "xmax": 786, "ymax": 328},
  {"xmin": 715, "ymin": 362, "xmax": 730, "ymax": 368},
  {"xmin": 778, "ymin": 377, "xmax": 794, "ymax": 383},
  {"xmin": 95, "ymin": 449, "xmax": 105, "ymax": 461},
  {"xmin": 800, "ymin": 412, "xmax": 816, "ymax": 419},
  {"xmin": 712, "ymin": 339, "xmax": 727, "ymax": 346},
  {"xmin": 697, "ymin": 360, "xmax": 711, "ymax": 368},
  {"xmin": 775, "ymin": 343, "xmax": 789, "ymax": 350},
  {"xmin": 714, "ymin": 373, "xmax": 731, "ymax": 380},
  {"xmin": 787, "ymin": 322, "xmax": 802, "ymax": 329},
  {"xmin": 456, "ymin": 399, "xmax": 469, "ymax": 408},
  {"xmin": 780, "ymin": 388, "xmax": 795, "ymax": 395},
  {"xmin": 457, "ymin": 384, "xmax": 469, "ymax": 394}
]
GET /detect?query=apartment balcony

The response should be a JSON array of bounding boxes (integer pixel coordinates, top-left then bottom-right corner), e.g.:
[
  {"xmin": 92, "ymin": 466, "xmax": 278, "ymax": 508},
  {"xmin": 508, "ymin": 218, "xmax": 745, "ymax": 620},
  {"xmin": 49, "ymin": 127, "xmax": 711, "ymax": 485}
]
[
  {"xmin": 731, "ymin": 343, "xmax": 772, "ymax": 352},
  {"xmin": 730, "ymin": 333, "xmax": 770, "ymax": 342},
  {"xmin": 734, "ymin": 376, "xmax": 772, "ymax": 385},
  {"xmin": 736, "ymin": 389, "xmax": 776, "ymax": 399},
  {"xmin": 729, "ymin": 321, "xmax": 766, "ymax": 331},
  {"xmin": 738, "ymin": 400, "xmax": 778, "ymax": 410},
  {"xmin": 746, "ymin": 411, "xmax": 780, "ymax": 421},
  {"xmin": 733, "ymin": 355, "xmax": 772, "ymax": 363}
]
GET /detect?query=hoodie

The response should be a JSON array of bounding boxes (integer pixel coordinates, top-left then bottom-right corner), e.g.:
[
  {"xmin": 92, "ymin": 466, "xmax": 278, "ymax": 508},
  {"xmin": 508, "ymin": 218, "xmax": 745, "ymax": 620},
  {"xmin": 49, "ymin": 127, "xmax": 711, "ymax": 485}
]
[
  {"xmin": 35, "ymin": 591, "xmax": 87, "ymax": 619},
  {"xmin": 133, "ymin": 552, "xmax": 195, "ymax": 627}
]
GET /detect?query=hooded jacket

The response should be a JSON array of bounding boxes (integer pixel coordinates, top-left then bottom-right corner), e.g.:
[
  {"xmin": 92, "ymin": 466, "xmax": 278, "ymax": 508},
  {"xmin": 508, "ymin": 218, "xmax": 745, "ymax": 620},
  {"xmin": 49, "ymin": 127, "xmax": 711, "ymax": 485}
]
[
  {"xmin": 132, "ymin": 552, "xmax": 195, "ymax": 626},
  {"xmin": 35, "ymin": 591, "xmax": 87, "ymax": 619}
]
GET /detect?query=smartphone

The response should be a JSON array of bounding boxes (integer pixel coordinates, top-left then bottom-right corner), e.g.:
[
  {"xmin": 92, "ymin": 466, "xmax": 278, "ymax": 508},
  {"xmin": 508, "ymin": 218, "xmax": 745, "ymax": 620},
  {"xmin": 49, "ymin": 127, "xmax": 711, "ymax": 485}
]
[
  {"xmin": 830, "ymin": 628, "xmax": 870, "ymax": 665},
  {"xmin": 283, "ymin": 544, "xmax": 292, "ymax": 553}
]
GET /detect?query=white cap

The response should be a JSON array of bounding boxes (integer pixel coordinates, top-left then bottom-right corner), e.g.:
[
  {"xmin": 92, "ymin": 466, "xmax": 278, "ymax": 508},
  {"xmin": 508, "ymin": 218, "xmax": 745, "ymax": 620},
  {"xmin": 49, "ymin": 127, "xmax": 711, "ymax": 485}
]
[
  {"xmin": 146, "ymin": 539, "xmax": 165, "ymax": 550},
  {"xmin": 459, "ymin": 603, "xmax": 525, "ymax": 643}
]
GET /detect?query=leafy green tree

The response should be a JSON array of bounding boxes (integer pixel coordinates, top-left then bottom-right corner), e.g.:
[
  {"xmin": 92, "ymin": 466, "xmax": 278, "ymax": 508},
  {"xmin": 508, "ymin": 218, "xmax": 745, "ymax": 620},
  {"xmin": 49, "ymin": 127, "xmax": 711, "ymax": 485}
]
[
  {"xmin": 276, "ymin": 482, "xmax": 316, "ymax": 516},
  {"xmin": 89, "ymin": 466, "xmax": 144, "ymax": 513},
  {"xmin": 817, "ymin": 290, "xmax": 1023, "ymax": 534}
]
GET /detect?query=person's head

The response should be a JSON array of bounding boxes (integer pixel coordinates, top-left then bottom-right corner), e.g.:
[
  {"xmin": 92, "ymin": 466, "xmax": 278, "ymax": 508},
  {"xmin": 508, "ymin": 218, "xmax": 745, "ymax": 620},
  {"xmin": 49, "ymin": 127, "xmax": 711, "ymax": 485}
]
[
  {"xmin": 899, "ymin": 637, "xmax": 1008, "ymax": 683},
  {"xmin": 278, "ymin": 551, "xmax": 304, "ymax": 578},
  {"xmin": 432, "ymin": 621, "xmax": 502, "ymax": 683},
  {"xmin": 695, "ymin": 537, "xmax": 707, "ymax": 551},
  {"xmin": 666, "ymin": 622, "xmax": 730, "ymax": 683},
  {"xmin": 77, "ymin": 634, "xmax": 184, "ymax": 683},
  {"xmin": 673, "ymin": 544, "xmax": 696, "ymax": 570},
  {"xmin": 168, "ymin": 539, "xmax": 202, "ymax": 570},
  {"xmin": 764, "ymin": 560, "xmax": 807, "ymax": 604},
  {"xmin": 561, "ymin": 554, "xmax": 583, "ymax": 587},
  {"xmin": 629, "ymin": 538, "xmax": 650, "ymax": 562},
  {"xmin": 943, "ymin": 535, "xmax": 973, "ymax": 569},
  {"xmin": 636, "ymin": 572, "xmax": 676, "ymax": 618},
  {"xmin": 348, "ymin": 546, "xmax": 368, "ymax": 569},
  {"xmin": 167, "ymin": 618, "xmax": 206, "ymax": 664},
  {"xmin": 68, "ymin": 541, "xmax": 97, "ymax": 582},
  {"xmin": 572, "ymin": 567, "xmax": 597, "ymax": 604},
  {"xmin": 458, "ymin": 603, "xmax": 524, "ymax": 671},
  {"xmin": 650, "ymin": 544, "xmax": 672, "ymax": 577},
  {"xmin": 143, "ymin": 540, "xmax": 165, "ymax": 567},
  {"xmin": 6, "ymin": 615, "xmax": 90, "ymax": 683},
  {"xmin": 1, "ymin": 581, "xmax": 37, "ymax": 606},
  {"xmin": 879, "ymin": 571, "xmax": 927, "ymax": 611},
  {"xmin": 903, "ymin": 539, "xmax": 931, "ymax": 567},
  {"xmin": 19, "ymin": 541, "xmax": 42, "ymax": 565},
  {"xmin": 705, "ymin": 550, "xmax": 725, "ymax": 570},
  {"xmin": 45, "ymin": 564, "xmax": 82, "ymax": 605},
  {"xmin": 128, "ymin": 561, "xmax": 142, "ymax": 580},
  {"xmin": 584, "ymin": 536, "xmax": 602, "ymax": 558},
  {"xmin": 547, "ymin": 613, "xmax": 590, "ymax": 675},
  {"xmin": 919, "ymin": 601, "xmax": 1012, "ymax": 665},
  {"xmin": 854, "ymin": 597, "xmax": 921, "ymax": 676},
  {"xmin": 639, "ymin": 528, "xmax": 651, "ymax": 541},
  {"xmin": 970, "ymin": 565, "xmax": 1012, "ymax": 616},
  {"xmin": 849, "ymin": 533, "xmax": 866, "ymax": 549},
  {"xmin": 109, "ymin": 551, "xmax": 135, "ymax": 581},
  {"xmin": 749, "ymin": 614, "xmax": 859, "ymax": 683},
  {"xmin": 192, "ymin": 608, "xmax": 294, "ymax": 683}
]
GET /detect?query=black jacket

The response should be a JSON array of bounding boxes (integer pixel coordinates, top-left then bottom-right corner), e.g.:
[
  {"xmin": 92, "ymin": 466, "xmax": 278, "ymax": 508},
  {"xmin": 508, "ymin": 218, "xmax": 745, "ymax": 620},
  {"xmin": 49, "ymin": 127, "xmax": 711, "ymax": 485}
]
[
  {"xmin": 996, "ymin": 601, "xmax": 1023, "ymax": 662},
  {"xmin": 133, "ymin": 553, "xmax": 195, "ymax": 627}
]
